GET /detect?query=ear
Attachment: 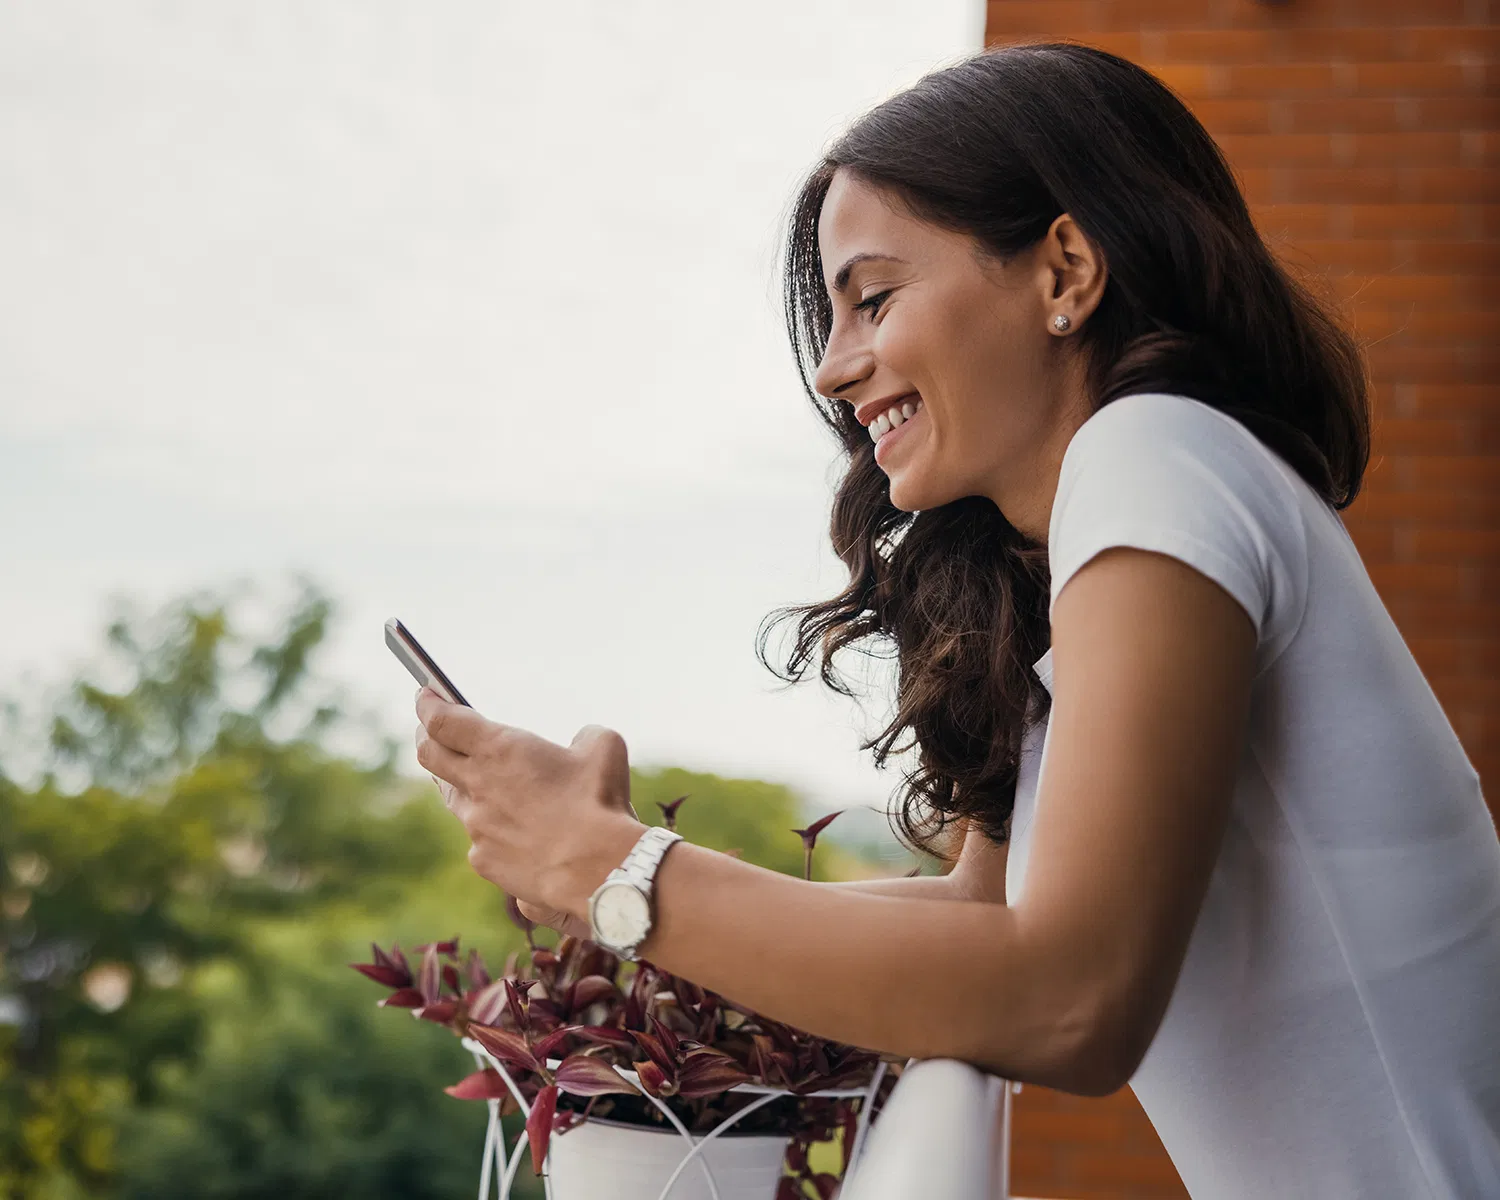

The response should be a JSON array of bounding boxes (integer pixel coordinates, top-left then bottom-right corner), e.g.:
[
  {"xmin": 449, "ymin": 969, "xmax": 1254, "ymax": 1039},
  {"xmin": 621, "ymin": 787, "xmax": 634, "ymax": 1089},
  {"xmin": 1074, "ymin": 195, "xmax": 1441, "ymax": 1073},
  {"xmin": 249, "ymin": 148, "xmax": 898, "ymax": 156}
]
[{"xmin": 1038, "ymin": 213, "xmax": 1107, "ymax": 334}]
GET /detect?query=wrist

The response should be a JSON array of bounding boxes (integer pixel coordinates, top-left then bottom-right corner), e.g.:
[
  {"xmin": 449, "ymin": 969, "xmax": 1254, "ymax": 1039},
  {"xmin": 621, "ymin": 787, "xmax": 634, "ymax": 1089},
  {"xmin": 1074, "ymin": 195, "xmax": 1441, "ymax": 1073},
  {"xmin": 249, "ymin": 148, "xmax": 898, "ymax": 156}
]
[{"xmin": 554, "ymin": 812, "xmax": 647, "ymax": 921}]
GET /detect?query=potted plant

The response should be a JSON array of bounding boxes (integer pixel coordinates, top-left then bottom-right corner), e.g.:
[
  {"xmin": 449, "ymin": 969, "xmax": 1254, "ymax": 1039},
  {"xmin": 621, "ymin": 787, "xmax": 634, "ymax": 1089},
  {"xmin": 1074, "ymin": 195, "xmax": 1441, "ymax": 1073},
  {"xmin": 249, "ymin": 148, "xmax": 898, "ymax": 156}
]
[{"xmin": 353, "ymin": 802, "xmax": 904, "ymax": 1199}]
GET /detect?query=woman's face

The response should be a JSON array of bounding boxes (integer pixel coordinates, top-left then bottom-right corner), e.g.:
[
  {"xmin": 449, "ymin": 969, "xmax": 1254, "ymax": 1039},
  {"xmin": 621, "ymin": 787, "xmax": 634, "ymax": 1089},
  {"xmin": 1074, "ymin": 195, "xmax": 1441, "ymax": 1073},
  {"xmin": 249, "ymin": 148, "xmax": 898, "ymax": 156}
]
[{"xmin": 813, "ymin": 169, "xmax": 1093, "ymax": 534}]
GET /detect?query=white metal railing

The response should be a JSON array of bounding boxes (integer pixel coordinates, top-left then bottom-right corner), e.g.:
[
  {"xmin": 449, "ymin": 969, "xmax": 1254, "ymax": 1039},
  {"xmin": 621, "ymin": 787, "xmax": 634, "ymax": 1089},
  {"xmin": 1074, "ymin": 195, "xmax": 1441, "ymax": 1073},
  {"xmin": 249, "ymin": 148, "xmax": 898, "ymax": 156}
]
[
  {"xmin": 463, "ymin": 1036, "xmax": 1015, "ymax": 1199},
  {"xmin": 839, "ymin": 1059, "xmax": 1014, "ymax": 1200}
]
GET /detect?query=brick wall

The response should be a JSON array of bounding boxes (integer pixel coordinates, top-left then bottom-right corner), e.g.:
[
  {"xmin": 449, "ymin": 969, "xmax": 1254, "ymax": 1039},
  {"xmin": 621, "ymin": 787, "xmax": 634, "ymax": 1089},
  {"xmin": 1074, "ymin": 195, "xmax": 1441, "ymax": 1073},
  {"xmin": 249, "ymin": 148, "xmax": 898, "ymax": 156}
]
[{"xmin": 983, "ymin": 1, "xmax": 1499, "ymax": 1196}]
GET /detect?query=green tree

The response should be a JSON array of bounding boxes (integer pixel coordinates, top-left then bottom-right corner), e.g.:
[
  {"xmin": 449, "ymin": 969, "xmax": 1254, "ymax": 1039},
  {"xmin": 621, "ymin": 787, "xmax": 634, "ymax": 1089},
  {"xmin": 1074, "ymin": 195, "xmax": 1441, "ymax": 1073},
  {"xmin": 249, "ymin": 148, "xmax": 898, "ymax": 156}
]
[{"xmin": 0, "ymin": 585, "xmax": 877, "ymax": 1199}]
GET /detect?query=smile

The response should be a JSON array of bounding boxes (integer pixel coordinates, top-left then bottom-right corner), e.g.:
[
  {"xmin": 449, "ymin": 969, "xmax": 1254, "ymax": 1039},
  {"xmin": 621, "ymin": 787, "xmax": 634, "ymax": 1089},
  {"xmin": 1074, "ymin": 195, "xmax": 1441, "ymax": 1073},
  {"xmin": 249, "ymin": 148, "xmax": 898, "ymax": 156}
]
[{"xmin": 869, "ymin": 397, "xmax": 923, "ymax": 443}]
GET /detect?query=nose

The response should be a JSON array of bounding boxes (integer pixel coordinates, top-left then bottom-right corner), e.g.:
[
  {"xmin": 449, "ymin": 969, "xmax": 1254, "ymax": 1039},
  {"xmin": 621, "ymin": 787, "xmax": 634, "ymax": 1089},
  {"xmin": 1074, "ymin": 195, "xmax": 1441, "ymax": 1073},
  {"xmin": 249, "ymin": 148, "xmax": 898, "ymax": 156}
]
[{"xmin": 812, "ymin": 319, "xmax": 874, "ymax": 405}]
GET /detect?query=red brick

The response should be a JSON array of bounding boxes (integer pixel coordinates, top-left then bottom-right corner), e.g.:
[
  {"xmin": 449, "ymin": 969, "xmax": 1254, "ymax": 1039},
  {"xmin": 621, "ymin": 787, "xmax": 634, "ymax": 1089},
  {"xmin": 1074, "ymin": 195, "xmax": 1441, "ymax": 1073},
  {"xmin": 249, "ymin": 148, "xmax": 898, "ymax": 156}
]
[
  {"xmin": 1272, "ymin": 95, "xmax": 1500, "ymax": 134},
  {"xmin": 1358, "ymin": 60, "xmax": 1490, "ymax": 94},
  {"xmin": 1220, "ymin": 131, "xmax": 1476, "ymax": 168},
  {"xmin": 1285, "ymin": 240, "xmax": 1500, "ymax": 273},
  {"xmin": 984, "ymin": 1, "xmax": 1099, "ymax": 37},
  {"xmin": 1384, "ymin": 383, "xmax": 1499, "ymax": 416},
  {"xmin": 989, "ymin": 2, "xmax": 1500, "ymax": 1191},
  {"xmin": 1365, "ymin": 345, "xmax": 1499, "ymax": 383},
  {"xmin": 1345, "ymin": 485, "xmax": 1499, "ymax": 527},
  {"xmin": 1240, "ymin": 166, "xmax": 1499, "ymax": 205},
  {"xmin": 1370, "ymin": 414, "xmax": 1500, "ymax": 454},
  {"xmin": 1351, "ymin": 308, "xmax": 1500, "ymax": 341},
  {"xmin": 1193, "ymin": 97, "xmax": 1279, "ymax": 134},
  {"xmin": 1399, "ymin": 528, "xmax": 1500, "ymax": 562},
  {"xmin": 1224, "ymin": 0, "xmax": 1479, "ymax": 27}
]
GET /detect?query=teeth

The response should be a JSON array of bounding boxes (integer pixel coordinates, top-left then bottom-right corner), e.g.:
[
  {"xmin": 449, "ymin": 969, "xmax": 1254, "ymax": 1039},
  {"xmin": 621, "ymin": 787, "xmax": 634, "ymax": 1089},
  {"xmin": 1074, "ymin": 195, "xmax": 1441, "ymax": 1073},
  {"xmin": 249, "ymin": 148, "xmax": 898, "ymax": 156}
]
[{"xmin": 868, "ymin": 397, "xmax": 922, "ymax": 442}]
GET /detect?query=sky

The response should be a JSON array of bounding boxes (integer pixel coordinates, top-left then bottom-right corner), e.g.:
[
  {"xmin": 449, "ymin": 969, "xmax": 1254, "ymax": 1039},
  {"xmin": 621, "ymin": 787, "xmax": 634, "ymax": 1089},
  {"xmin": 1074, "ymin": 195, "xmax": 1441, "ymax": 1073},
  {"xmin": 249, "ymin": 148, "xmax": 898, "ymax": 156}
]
[{"xmin": 0, "ymin": 1, "xmax": 985, "ymax": 825}]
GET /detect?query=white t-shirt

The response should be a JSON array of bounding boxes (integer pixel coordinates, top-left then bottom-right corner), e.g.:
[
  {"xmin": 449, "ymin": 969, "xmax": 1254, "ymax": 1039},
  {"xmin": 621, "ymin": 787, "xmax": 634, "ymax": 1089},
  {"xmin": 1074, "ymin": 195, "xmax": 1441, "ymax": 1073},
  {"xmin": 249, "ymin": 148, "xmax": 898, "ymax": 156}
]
[{"xmin": 1004, "ymin": 392, "xmax": 1500, "ymax": 1199}]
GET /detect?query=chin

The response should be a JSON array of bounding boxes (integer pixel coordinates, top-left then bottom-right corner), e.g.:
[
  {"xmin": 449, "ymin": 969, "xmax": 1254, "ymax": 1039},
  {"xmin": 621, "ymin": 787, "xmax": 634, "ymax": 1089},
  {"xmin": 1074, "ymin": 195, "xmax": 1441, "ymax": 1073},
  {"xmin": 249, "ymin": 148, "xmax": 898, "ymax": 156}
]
[{"xmin": 886, "ymin": 470, "xmax": 948, "ymax": 513}]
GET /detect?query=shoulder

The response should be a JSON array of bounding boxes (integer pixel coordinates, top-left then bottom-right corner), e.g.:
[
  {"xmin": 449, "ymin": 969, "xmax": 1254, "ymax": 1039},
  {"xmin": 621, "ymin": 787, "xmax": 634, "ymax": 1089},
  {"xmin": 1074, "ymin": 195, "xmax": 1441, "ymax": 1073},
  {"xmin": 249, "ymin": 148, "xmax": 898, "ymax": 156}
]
[
  {"xmin": 1059, "ymin": 392, "xmax": 1285, "ymax": 483},
  {"xmin": 1048, "ymin": 392, "xmax": 1310, "ymax": 658}
]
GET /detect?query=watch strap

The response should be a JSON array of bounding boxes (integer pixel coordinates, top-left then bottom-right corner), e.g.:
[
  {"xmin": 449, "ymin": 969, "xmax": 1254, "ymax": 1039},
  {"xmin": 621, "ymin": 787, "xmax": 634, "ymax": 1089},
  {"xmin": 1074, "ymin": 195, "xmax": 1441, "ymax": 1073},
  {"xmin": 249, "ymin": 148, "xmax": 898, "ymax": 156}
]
[{"xmin": 619, "ymin": 825, "xmax": 683, "ymax": 892}]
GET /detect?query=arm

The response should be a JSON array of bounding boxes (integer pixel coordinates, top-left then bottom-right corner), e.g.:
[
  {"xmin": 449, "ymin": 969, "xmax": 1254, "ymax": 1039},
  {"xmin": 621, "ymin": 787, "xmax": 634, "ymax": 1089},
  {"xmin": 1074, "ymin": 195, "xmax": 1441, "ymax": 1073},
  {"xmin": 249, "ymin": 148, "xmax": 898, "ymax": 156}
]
[
  {"xmin": 558, "ymin": 548, "xmax": 1253, "ymax": 1095},
  {"xmin": 824, "ymin": 819, "xmax": 1009, "ymax": 901}
]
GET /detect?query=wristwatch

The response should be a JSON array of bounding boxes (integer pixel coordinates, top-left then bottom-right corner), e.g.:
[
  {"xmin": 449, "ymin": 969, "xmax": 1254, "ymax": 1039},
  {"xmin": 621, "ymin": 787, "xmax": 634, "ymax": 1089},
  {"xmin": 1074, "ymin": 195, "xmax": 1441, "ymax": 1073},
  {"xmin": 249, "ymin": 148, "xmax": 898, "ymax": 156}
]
[{"xmin": 587, "ymin": 825, "xmax": 683, "ymax": 960}]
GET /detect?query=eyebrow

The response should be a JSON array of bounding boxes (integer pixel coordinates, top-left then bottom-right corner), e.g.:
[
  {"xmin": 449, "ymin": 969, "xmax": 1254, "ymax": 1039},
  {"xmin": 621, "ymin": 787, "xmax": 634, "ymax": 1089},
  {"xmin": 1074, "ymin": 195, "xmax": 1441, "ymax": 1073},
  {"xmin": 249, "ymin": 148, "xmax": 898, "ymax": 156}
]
[{"xmin": 831, "ymin": 253, "xmax": 908, "ymax": 294}]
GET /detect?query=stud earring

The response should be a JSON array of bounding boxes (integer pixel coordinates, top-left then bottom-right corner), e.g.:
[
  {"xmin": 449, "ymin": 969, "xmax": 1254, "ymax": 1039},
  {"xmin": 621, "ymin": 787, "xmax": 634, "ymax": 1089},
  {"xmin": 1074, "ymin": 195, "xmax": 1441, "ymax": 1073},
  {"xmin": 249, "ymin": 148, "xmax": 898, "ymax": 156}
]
[{"xmin": 1052, "ymin": 314, "xmax": 1072, "ymax": 333}]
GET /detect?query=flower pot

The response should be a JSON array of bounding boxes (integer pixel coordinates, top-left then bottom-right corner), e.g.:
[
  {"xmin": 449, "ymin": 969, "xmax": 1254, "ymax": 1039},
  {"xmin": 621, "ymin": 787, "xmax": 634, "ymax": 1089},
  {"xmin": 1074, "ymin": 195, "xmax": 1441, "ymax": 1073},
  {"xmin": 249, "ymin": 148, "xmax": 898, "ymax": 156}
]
[{"xmin": 546, "ymin": 1115, "xmax": 788, "ymax": 1200}]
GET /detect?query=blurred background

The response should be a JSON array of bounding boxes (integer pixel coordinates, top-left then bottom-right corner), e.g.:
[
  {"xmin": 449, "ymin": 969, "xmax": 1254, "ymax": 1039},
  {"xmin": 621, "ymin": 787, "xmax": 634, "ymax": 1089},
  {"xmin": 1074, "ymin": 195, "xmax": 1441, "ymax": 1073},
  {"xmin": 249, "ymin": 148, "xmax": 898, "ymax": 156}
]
[{"xmin": 1, "ymin": 1, "xmax": 1494, "ymax": 1198}]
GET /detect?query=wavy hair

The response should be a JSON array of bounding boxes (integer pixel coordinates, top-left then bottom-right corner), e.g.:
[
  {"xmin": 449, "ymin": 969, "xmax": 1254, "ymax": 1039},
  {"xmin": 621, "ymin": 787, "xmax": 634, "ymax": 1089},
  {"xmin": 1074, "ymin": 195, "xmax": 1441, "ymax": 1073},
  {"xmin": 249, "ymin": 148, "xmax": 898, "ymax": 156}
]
[{"xmin": 758, "ymin": 43, "xmax": 1369, "ymax": 854}]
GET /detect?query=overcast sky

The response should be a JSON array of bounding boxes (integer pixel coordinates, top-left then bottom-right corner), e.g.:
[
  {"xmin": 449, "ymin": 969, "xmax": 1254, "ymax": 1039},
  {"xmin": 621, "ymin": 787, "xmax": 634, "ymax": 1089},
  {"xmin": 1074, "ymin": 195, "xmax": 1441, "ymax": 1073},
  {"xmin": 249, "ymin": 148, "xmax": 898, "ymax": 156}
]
[{"xmin": 0, "ymin": 1, "xmax": 984, "ymax": 820}]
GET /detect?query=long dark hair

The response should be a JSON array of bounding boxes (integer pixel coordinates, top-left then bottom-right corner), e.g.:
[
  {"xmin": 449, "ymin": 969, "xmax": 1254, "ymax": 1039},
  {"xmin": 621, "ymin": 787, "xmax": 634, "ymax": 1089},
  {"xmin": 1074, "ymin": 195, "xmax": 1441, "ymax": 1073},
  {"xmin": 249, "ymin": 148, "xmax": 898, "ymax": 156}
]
[{"xmin": 759, "ymin": 43, "xmax": 1369, "ymax": 854}]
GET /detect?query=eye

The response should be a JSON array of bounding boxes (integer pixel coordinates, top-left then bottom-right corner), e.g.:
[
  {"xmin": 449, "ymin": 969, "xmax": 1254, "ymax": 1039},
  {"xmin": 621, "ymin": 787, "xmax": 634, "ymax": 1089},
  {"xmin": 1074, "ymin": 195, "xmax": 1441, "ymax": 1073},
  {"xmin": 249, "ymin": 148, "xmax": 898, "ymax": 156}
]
[{"xmin": 854, "ymin": 290, "xmax": 891, "ymax": 320}]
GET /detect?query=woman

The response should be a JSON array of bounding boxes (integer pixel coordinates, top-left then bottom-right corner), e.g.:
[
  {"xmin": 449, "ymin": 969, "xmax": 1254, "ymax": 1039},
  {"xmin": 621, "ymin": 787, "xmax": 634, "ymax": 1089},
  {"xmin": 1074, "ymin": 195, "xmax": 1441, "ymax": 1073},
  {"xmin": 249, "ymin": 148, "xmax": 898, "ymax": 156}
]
[{"xmin": 415, "ymin": 44, "xmax": 1500, "ymax": 1198}]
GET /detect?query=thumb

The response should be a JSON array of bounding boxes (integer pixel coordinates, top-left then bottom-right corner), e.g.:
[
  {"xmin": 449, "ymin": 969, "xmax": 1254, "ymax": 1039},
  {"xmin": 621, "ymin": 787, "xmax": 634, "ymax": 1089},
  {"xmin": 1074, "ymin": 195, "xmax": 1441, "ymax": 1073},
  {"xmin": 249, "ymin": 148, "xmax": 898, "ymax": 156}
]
[{"xmin": 570, "ymin": 725, "xmax": 634, "ymax": 814}]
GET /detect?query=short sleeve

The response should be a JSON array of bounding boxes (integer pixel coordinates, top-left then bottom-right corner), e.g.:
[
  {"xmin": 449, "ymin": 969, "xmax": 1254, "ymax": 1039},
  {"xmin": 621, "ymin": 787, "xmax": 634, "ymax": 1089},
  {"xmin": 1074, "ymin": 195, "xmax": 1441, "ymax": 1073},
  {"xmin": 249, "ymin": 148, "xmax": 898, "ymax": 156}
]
[{"xmin": 1047, "ymin": 393, "xmax": 1310, "ymax": 666}]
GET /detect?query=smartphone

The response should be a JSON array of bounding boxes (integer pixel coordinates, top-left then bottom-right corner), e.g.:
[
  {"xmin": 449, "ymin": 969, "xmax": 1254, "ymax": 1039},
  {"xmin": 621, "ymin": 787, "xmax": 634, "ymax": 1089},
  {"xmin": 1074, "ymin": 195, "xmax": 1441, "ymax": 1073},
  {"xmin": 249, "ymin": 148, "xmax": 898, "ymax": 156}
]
[{"xmin": 384, "ymin": 618, "xmax": 470, "ymax": 707}]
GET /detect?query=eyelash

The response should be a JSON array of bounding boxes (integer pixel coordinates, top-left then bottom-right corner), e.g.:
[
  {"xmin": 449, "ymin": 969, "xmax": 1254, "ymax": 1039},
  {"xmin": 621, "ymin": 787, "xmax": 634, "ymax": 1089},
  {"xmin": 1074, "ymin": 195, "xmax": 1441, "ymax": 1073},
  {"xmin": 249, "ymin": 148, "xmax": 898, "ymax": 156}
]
[{"xmin": 854, "ymin": 290, "xmax": 891, "ymax": 319}]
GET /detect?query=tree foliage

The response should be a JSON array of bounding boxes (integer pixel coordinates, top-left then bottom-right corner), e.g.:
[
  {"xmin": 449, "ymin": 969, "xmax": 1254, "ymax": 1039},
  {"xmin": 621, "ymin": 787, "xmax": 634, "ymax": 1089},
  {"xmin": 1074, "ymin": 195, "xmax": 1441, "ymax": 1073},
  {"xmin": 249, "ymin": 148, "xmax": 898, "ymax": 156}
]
[{"xmin": 0, "ymin": 585, "xmax": 861, "ymax": 1198}]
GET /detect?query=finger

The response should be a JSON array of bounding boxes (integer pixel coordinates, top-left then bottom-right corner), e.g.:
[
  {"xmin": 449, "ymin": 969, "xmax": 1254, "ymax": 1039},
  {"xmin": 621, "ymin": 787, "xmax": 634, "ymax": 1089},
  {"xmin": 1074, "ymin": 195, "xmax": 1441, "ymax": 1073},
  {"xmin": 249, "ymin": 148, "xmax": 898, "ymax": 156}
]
[
  {"xmin": 415, "ymin": 726, "xmax": 469, "ymax": 787},
  {"xmin": 416, "ymin": 688, "xmax": 496, "ymax": 755},
  {"xmin": 517, "ymin": 898, "xmax": 591, "ymax": 941}
]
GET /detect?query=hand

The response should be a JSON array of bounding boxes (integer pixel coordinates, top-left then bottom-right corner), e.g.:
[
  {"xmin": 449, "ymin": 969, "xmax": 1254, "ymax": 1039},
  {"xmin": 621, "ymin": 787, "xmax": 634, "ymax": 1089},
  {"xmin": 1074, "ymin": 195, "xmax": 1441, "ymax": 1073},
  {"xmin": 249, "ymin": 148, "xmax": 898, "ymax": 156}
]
[
  {"xmin": 413, "ymin": 688, "xmax": 644, "ymax": 917},
  {"xmin": 514, "ymin": 898, "xmax": 592, "ymax": 942}
]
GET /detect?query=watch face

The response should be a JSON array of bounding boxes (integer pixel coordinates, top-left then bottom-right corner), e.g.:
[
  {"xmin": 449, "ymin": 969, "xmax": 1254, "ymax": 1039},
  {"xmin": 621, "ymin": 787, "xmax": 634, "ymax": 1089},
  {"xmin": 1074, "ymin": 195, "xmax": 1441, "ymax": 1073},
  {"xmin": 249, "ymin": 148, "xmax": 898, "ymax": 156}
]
[{"xmin": 593, "ymin": 881, "xmax": 650, "ymax": 948}]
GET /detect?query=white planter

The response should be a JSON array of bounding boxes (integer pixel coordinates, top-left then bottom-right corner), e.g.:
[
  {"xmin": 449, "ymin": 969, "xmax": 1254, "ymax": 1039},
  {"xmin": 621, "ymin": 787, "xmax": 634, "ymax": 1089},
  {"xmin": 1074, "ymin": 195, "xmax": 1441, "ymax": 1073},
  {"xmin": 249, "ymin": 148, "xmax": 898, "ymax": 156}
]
[{"xmin": 546, "ymin": 1115, "xmax": 788, "ymax": 1200}]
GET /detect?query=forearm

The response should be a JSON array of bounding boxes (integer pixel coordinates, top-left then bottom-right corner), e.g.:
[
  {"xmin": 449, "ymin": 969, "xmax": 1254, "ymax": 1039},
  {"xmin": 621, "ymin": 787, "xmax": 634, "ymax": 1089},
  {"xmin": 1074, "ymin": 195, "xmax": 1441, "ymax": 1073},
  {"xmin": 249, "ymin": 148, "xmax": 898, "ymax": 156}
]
[
  {"xmin": 822, "ymin": 872, "xmax": 958, "ymax": 899},
  {"xmin": 566, "ymin": 818, "xmax": 1109, "ymax": 1093}
]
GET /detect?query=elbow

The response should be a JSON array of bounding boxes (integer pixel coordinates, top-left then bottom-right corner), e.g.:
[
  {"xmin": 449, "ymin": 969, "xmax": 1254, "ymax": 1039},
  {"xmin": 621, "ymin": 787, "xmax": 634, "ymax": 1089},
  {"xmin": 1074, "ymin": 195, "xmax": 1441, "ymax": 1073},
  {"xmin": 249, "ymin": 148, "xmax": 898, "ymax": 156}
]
[{"xmin": 1035, "ymin": 991, "xmax": 1158, "ymax": 1098}]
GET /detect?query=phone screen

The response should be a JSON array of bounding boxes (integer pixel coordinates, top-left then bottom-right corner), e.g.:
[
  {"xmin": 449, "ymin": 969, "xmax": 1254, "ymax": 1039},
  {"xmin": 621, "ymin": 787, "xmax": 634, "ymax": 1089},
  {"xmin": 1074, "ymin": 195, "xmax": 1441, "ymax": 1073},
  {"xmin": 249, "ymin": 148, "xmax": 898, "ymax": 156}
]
[{"xmin": 384, "ymin": 618, "xmax": 470, "ymax": 707}]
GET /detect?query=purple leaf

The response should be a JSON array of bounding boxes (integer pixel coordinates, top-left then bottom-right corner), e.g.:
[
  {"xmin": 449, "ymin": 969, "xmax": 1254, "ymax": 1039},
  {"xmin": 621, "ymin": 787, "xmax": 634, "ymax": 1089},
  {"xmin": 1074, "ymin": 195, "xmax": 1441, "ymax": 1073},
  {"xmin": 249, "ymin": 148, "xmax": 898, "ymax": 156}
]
[
  {"xmin": 379, "ymin": 988, "xmax": 425, "ymax": 1009},
  {"xmin": 810, "ymin": 1173, "xmax": 840, "ymax": 1199},
  {"xmin": 569, "ymin": 974, "xmax": 617, "ymax": 1013},
  {"xmin": 839, "ymin": 1102, "xmax": 859, "ymax": 1171},
  {"xmin": 531, "ymin": 1025, "xmax": 576, "ymax": 1063},
  {"xmin": 418, "ymin": 944, "xmax": 441, "ymax": 1005},
  {"xmin": 442, "ymin": 964, "xmax": 461, "ymax": 995},
  {"xmin": 554, "ymin": 1053, "xmax": 639, "ymax": 1097},
  {"xmin": 469, "ymin": 1024, "xmax": 541, "ymax": 1073},
  {"xmin": 629, "ymin": 1029, "xmax": 675, "ymax": 1078},
  {"xmin": 416, "ymin": 999, "xmax": 459, "ymax": 1024},
  {"xmin": 445, "ymin": 1068, "xmax": 512, "ymax": 1101},
  {"xmin": 464, "ymin": 948, "xmax": 490, "ymax": 991},
  {"xmin": 467, "ymin": 980, "xmax": 509, "ymax": 1025},
  {"xmin": 526, "ymin": 1084, "xmax": 558, "ymax": 1175},
  {"xmin": 656, "ymin": 794, "xmax": 689, "ymax": 830},
  {"xmin": 635, "ymin": 1060, "xmax": 671, "ymax": 1097},
  {"xmin": 649, "ymin": 1014, "xmax": 681, "ymax": 1059},
  {"xmin": 573, "ymin": 1025, "xmax": 635, "ymax": 1050},
  {"xmin": 504, "ymin": 978, "xmax": 530, "ymax": 1030},
  {"xmin": 675, "ymin": 1049, "xmax": 753, "ymax": 1099},
  {"xmin": 350, "ymin": 963, "xmax": 411, "ymax": 989},
  {"xmin": 791, "ymin": 809, "xmax": 844, "ymax": 850}
]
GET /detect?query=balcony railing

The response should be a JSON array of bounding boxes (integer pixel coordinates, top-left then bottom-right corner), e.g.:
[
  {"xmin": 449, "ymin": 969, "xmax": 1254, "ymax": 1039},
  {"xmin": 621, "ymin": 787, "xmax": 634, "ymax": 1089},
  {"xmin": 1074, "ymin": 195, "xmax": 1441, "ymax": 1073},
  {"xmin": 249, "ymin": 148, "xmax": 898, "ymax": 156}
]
[{"xmin": 840, "ymin": 1059, "xmax": 1016, "ymax": 1200}]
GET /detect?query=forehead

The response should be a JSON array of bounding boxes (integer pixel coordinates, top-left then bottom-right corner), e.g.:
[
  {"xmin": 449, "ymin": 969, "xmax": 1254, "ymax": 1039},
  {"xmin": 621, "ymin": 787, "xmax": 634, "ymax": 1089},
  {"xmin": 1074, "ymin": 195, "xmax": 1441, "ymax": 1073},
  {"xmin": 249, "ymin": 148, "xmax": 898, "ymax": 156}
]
[{"xmin": 817, "ymin": 172, "xmax": 920, "ymax": 272}]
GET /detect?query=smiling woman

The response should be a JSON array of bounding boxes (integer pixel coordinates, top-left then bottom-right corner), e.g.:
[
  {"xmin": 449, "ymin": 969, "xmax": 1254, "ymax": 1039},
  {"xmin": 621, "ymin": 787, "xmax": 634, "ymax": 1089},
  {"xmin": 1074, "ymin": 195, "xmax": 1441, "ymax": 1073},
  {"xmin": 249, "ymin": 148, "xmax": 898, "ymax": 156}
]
[{"xmin": 417, "ymin": 42, "xmax": 1500, "ymax": 1200}]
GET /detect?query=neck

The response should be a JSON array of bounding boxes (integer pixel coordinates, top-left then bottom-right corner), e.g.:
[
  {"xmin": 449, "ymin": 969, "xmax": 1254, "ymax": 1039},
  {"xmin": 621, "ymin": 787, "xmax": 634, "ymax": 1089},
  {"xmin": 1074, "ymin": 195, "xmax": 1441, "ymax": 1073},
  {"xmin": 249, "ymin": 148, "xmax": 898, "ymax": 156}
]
[{"xmin": 983, "ymin": 382, "xmax": 1093, "ymax": 546}]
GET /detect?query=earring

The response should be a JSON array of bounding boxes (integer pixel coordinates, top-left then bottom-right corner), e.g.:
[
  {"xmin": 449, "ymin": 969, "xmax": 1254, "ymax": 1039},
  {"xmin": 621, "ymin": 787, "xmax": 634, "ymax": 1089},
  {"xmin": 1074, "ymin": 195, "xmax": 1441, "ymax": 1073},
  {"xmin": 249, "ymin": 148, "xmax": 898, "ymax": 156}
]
[{"xmin": 1052, "ymin": 314, "xmax": 1072, "ymax": 333}]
